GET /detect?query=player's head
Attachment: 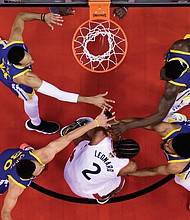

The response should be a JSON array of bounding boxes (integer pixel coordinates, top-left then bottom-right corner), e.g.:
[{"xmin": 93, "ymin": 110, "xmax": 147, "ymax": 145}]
[
  {"xmin": 161, "ymin": 133, "xmax": 190, "ymax": 158},
  {"xmin": 113, "ymin": 139, "xmax": 140, "ymax": 159},
  {"xmin": 16, "ymin": 160, "xmax": 44, "ymax": 180},
  {"xmin": 172, "ymin": 133, "xmax": 190, "ymax": 158},
  {"xmin": 7, "ymin": 46, "xmax": 34, "ymax": 66},
  {"xmin": 160, "ymin": 60, "xmax": 187, "ymax": 81}
]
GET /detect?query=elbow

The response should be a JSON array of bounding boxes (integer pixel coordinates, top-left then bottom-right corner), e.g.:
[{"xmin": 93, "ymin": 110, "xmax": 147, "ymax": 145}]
[
  {"xmin": 16, "ymin": 12, "xmax": 30, "ymax": 22},
  {"xmin": 129, "ymin": 160, "xmax": 137, "ymax": 173},
  {"xmin": 17, "ymin": 12, "xmax": 25, "ymax": 19},
  {"xmin": 131, "ymin": 161, "xmax": 137, "ymax": 172},
  {"xmin": 18, "ymin": 12, "xmax": 24, "ymax": 16}
]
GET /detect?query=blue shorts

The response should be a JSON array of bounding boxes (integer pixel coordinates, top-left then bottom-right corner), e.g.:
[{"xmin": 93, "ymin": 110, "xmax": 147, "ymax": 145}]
[
  {"xmin": 0, "ymin": 69, "xmax": 35, "ymax": 101},
  {"xmin": 0, "ymin": 179, "xmax": 9, "ymax": 194}
]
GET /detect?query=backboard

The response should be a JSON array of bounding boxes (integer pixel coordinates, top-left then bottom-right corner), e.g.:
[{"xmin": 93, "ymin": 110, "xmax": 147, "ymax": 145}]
[{"xmin": 2, "ymin": 0, "xmax": 190, "ymax": 6}]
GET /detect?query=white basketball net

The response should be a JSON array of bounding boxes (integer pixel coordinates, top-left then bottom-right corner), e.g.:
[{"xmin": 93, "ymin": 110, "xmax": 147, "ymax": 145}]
[{"xmin": 73, "ymin": 20, "xmax": 126, "ymax": 72}]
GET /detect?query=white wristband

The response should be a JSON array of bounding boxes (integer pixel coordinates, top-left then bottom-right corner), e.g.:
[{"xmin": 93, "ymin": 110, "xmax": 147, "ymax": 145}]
[{"xmin": 37, "ymin": 80, "xmax": 79, "ymax": 103}]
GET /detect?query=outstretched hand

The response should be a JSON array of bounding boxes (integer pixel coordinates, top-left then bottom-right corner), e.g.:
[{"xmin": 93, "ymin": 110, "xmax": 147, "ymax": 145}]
[
  {"xmin": 91, "ymin": 91, "xmax": 115, "ymax": 109},
  {"xmin": 95, "ymin": 107, "xmax": 115, "ymax": 128},
  {"xmin": 113, "ymin": 7, "xmax": 128, "ymax": 20},
  {"xmin": 111, "ymin": 120, "xmax": 128, "ymax": 136},
  {"xmin": 44, "ymin": 13, "xmax": 64, "ymax": 30},
  {"xmin": 58, "ymin": 7, "xmax": 75, "ymax": 16}
]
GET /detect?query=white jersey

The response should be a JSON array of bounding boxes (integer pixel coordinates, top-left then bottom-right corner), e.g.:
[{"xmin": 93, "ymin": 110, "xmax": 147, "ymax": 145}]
[{"xmin": 64, "ymin": 136, "xmax": 129, "ymax": 199}]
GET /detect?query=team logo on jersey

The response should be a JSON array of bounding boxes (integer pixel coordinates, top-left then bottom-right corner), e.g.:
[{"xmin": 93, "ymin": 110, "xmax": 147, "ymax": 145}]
[
  {"xmin": 4, "ymin": 151, "xmax": 25, "ymax": 171},
  {"xmin": 0, "ymin": 179, "xmax": 9, "ymax": 187}
]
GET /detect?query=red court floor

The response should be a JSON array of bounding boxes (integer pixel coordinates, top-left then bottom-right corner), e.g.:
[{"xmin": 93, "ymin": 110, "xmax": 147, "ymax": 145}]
[{"xmin": 0, "ymin": 6, "xmax": 190, "ymax": 220}]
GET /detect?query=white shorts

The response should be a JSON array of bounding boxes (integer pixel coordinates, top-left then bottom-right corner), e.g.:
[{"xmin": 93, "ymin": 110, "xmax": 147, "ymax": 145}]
[
  {"xmin": 175, "ymin": 171, "xmax": 190, "ymax": 191},
  {"xmin": 169, "ymin": 88, "xmax": 190, "ymax": 113}
]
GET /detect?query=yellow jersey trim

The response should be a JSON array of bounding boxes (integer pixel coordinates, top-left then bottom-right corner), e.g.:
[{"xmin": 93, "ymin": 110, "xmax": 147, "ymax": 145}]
[
  {"xmin": 170, "ymin": 49, "xmax": 190, "ymax": 56},
  {"xmin": 29, "ymin": 151, "xmax": 45, "ymax": 166},
  {"xmin": 8, "ymin": 175, "xmax": 26, "ymax": 189},
  {"xmin": 3, "ymin": 41, "xmax": 24, "ymax": 49},
  {"xmin": 18, "ymin": 90, "xmax": 35, "ymax": 100},
  {"xmin": 168, "ymin": 158, "xmax": 190, "ymax": 163},
  {"xmin": 162, "ymin": 127, "xmax": 181, "ymax": 140},
  {"xmin": 183, "ymin": 34, "xmax": 190, "ymax": 39},
  {"xmin": 168, "ymin": 80, "xmax": 186, "ymax": 87},
  {"xmin": 13, "ymin": 64, "xmax": 26, "ymax": 69},
  {"xmin": 13, "ymin": 69, "xmax": 31, "ymax": 79}
]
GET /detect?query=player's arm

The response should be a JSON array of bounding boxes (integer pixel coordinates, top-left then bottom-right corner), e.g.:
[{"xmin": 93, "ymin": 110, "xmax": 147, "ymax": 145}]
[
  {"xmin": 129, "ymin": 162, "xmax": 186, "ymax": 177},
  {"xmin": 110, "ymin": 116, "xmax": 179, "ymax": 139},
  {"xmin": 1, "ymin": 179, "xmax": 24, "ymax": 220},
  {"xmin": 77, "ymin": 91, "xmax": 115, "ymax": 109},
  {"xmin": 118, "ymin": 160, "xmax": 137, "ymax": 176},
  {"xmin": 14, "ymin": 73, "xmax": 115, "ymax": 108},
  {"xmin": 8, "ymin": 12, "xmax": 63, "ymax": 42},
  {"xmin": 113, "ymin": 7, "xmax": 128, "ymax": 20},
  {"xmin": 111, "ymin": 82, "xmax": 182, "ymax": 136},
  {"xmin": 34, "ymin": 108, "xmax": 115, "ymax": 164}
]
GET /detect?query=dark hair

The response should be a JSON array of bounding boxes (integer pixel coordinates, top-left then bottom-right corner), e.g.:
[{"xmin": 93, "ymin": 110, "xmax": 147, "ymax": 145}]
[
  {"xmin": 16, "ymin": 160, "xmax": 36, "ymax": 179},
  {"xmin": 172, "ymin": 133, "xmax": 190, "ymax": 158},
  {"xmin": 164, "ymin": 60, "xmax": 187, "ymax": 79},
  {"xmin": 113, "ymin": 139, "xmax": 140, "ymax": 159},
  {"xmin": 7, "ymin": 46, "xmax": 25, "ymax": 65}
]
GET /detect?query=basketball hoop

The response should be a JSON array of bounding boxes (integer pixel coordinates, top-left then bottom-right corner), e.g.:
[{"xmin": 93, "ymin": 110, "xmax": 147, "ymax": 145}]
[{"xmin": 72, "ymin": 0, "xmax": 127, "ymax": 73}]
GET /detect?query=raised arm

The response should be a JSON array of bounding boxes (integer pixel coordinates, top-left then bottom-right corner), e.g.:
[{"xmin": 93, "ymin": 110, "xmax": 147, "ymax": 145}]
[
  {"xmin": 13, "ymin": 74, "xmax": 115, "ymax": 109},
  {"xmin": 8, "ymin": 12, "xmax": 63, "ymax": 42},
  {"xmin": 34, "ymin": 108, "xmax": 115, "ymax": 164},
  {"xmin": 77, "ymin": 91, "xmax": 115, "ymax": 109},
  {"xmin": 111, "ymin": 82, "xmax": 182, "ymax": 136},
  {"xmin": 1, "ymin": 179, "xmax": 24, "ymax": 220}
]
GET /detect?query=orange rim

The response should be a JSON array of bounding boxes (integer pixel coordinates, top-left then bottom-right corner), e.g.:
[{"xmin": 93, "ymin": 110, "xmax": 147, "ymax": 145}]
[{"xmin": 72, "ymin": 19, "xmax": 128, "ymax": 73}]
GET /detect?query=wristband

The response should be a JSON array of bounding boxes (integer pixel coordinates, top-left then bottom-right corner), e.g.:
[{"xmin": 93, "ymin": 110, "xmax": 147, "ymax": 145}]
[
  {"xmin": 94, "ymin": 119, "xmax": 100, "ymax": 127},
  {"xmin": 41, "ymin": 14, "xmax": 46, "ymax": 22}
]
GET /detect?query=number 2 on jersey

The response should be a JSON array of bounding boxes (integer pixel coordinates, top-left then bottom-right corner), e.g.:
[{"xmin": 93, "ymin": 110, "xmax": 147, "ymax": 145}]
[{"xmin": 82, "ymin": 163, "xmax": 101, "ymax": 180}]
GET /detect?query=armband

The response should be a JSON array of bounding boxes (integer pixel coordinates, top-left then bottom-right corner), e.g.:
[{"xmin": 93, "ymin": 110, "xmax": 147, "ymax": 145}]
[
  {"xmin": 123, "ymin": 7, "xmax": 128, "ymax": 11},
  {"xmin": 41, "ymin": 14, "xmax": 46, "ymax": 22},
  {"xmin": 94, "ymin": 119, "xmax": 100, "ymax": 127}
]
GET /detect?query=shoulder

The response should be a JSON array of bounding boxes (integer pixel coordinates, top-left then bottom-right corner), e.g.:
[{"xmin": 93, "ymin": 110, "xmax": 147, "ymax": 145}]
[
  {"xmin": 166, "ymin": 161, "xmax": 188, "ymax": 174},
  {"xmin": 153, "ymin": 122, "xmax": 180, "ymax": 137},
  {"xmin": 164, "ymin": 82, "xmax": 182, "ymax": 97},
  {"xmin": 171, "ymin": 39, "xmax": 190, "ymax": 52},
  {"xmin": 4, "ymin": 41, "xmax": 25, "ymax": 50}
]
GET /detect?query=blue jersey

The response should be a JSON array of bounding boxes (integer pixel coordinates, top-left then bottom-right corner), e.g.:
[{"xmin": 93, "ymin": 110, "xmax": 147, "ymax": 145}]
[
  {"xmin": 0, "ymin": 40, "xmax": 34, "ymax": 100},
  {"xmin": 167, "ymin": 50, "xmax": 190, "ymax": 88},
  {"xmin": 162, "ymin": 121, "xmax": 190, "ymax": 180},
  {"xmin": 0, "ymin": 148, "xmax": 45, "ymax": 193}
]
